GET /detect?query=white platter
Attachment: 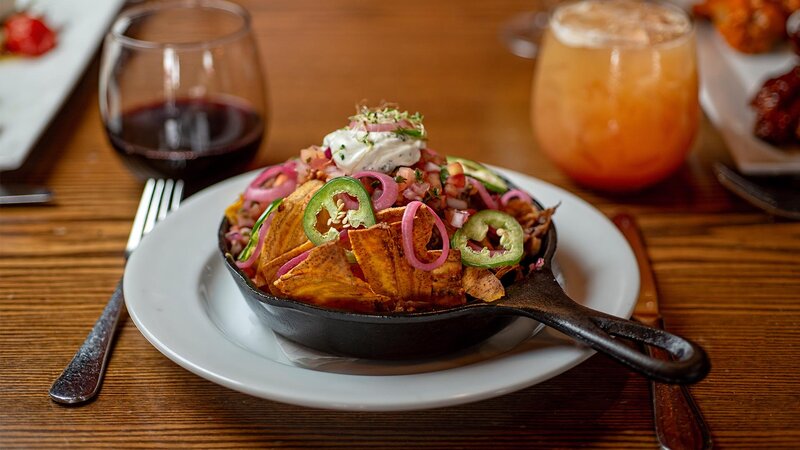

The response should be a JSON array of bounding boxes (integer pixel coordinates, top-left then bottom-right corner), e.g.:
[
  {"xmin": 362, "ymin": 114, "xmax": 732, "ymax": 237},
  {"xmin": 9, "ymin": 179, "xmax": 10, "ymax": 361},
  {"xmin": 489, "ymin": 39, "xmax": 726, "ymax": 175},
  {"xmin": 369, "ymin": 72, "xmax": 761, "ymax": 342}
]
[
  {"xmin": 124, "ymin": 168, "xmax": 639, "ymax": 411},
  {"xmin": 696, "ymin": 22, "xmax": 800, "ymax": 174},
  {"xmin": 0, "ymin": 0, "xmax": 124, "ymax": 171}
]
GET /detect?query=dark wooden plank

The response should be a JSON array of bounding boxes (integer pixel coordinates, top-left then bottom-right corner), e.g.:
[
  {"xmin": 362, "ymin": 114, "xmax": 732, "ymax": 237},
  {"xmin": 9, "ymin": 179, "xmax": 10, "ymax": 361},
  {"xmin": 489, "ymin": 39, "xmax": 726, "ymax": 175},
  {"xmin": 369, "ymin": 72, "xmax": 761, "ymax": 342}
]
[{"xmin": 1, "ymin": 0, "xmax": 799, "ymax": 448}]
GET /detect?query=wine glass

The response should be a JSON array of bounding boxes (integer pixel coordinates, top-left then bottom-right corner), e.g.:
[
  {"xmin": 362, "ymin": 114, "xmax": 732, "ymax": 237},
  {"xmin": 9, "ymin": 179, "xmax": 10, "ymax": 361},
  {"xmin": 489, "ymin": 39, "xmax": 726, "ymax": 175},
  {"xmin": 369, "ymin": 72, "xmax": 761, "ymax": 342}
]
[
  {"xmin": 531, "ymin": 0, "xmax": 699, "ymax": 192},
  {"xmin": 99, "ymin": 0, "xmax": 267, "ymax": 187}
]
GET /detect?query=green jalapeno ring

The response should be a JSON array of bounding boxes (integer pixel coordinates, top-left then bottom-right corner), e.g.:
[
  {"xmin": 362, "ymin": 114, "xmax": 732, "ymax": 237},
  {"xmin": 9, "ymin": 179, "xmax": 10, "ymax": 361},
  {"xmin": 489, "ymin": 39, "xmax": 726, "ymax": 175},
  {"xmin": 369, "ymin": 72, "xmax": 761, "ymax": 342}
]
[
  {"xmin": 237, "ymin": 198, "xmax": 283, "ymax": 262},
  {"xmin": 302, "ymin": 176, "xmax": 377, "ymax": 246},
  {"xmin": 451, "ymin": 210, "xmax": 524, "ymax": 268}
]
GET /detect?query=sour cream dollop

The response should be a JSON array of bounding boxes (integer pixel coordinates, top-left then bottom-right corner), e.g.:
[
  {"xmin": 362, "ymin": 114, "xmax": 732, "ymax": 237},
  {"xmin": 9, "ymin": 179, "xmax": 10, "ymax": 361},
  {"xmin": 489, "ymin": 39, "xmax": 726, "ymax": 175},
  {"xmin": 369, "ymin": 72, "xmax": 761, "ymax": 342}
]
[{"xmin": 323, "ymin": 128, "xmax": 424, "ymax": 175}]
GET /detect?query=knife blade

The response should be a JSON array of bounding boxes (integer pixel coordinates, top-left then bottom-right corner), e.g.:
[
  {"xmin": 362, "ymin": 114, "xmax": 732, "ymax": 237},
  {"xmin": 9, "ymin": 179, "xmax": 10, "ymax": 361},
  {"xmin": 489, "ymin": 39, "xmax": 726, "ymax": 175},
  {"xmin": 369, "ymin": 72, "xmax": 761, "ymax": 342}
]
[
  {"xmin": 0, "ymin": 184, "xmax": 53, "ymax": 205},
  {"xmin": 612, "ymin": 213, "xmax": 712, "ymax": 450}
]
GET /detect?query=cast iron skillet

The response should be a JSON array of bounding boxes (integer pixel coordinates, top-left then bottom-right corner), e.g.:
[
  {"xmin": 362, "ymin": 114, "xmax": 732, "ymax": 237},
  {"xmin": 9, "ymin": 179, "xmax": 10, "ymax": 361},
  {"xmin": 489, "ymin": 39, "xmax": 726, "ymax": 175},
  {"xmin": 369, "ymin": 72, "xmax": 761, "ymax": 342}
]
[{"xmin": 218, "ymin": 198, "xmax": 710, "ymax": 385}]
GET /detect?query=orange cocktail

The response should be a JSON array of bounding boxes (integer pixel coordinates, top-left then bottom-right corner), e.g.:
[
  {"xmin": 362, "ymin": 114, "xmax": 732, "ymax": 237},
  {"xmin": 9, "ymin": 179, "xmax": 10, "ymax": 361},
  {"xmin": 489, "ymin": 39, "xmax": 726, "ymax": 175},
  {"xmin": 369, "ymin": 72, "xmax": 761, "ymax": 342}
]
[{"xmin": 532, "ymin": 0, "xmax": 698, "ymax": 191}]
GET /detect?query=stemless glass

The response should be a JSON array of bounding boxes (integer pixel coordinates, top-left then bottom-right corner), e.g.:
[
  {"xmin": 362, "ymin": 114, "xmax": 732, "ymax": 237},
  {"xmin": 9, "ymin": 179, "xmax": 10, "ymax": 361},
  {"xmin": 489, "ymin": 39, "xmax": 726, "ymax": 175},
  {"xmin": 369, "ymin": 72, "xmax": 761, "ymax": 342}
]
[
  {"xmin": 99, "ymin": 0, "xmax": 267, "ymax": 185},
  {"xmin": 531, "ymin": 0, "xmax": 699, "ymax": 192}
]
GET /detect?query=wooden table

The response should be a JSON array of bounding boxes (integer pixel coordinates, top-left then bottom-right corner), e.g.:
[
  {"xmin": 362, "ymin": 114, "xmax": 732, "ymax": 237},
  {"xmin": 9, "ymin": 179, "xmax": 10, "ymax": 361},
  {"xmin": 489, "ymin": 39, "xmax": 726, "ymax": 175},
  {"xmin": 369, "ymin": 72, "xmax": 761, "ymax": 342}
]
[{"xmin": 2, "ymin": 1, "xmax": 799, "ymax": 448}]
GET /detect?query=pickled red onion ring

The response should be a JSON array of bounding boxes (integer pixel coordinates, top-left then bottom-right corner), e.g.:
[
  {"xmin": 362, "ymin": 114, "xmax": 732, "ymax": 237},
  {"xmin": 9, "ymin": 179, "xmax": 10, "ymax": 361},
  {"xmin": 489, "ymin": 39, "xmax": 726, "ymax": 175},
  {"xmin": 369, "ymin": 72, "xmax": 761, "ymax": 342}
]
[
  {"xmin": 467, "ymin": 241, "xmax": 507, "ymax": 256},
  {"xmin": 235, "ymin": 213, "xmax": 274, "ymax": 270},
  {"xmin": 401, "ymin": 201, "xmax": 449, "ymax": 271},
  {"xmin": 339, "ymin": 229, "xmax": 350, "ymax": 246},
  {"xmin": 341, "ymin": 195, "xmax": 360, "ymax": 211},
  {"xmin": 349, "ymin": 120, "xmax": 410, "ymax": 132},
  {"xmin": 500, "ymin": 189, "xmax": 533, "ymax": 206},
  {"xmin": 249, "ymin": 164, "xmax": 290, "ymax": 188},
  {"xmin": 467, "ymin": 177, "xmax": 498, "ymax": 210},
  {"xmin": 244, "ymin": 164, "xmax": 297, "ymax": 204},
  {"xmin": 275, "ymin": 250, "xmax": 311, "ymax": 279},
  {"xmin": 351, "ymin": 171, "xmax": 399, "ymax": 211}
]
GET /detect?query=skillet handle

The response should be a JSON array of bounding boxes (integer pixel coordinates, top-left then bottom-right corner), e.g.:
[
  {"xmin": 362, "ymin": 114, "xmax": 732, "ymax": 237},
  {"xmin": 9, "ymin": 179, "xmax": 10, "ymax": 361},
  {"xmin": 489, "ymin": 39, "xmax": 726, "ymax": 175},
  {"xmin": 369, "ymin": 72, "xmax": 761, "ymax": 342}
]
[{"xmin": 500, "ymin": 269, "xmax": 710, "ymax": 384}]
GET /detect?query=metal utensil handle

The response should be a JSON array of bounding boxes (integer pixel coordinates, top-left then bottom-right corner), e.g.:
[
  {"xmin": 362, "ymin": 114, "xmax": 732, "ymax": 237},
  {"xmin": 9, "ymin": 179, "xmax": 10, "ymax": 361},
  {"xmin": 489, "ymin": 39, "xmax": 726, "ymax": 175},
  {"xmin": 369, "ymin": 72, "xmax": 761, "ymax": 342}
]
[
  {"xmin": 500, "ymin": 269, "xmax": 710, "ymax": 384},
  {"xmin": 49, "ymin": 280, "xmax": 125, "ymax": 404}
]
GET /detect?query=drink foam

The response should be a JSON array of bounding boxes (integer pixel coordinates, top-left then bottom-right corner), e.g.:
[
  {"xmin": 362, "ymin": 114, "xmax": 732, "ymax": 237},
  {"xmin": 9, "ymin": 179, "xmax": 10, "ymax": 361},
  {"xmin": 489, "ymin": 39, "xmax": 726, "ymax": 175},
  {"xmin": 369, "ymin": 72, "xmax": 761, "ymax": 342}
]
[{"xmin": 551, "ymin": 0, "xmax": 692, "ymax": 48}]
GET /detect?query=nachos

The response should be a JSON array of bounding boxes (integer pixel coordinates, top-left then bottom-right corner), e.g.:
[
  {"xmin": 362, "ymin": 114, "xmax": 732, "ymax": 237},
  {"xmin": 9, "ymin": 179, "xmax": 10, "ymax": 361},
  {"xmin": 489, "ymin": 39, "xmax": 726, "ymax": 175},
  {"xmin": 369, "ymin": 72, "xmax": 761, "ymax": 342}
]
[{"xmin": 223, "ymin": 104, "xmax": 556, "ymax": 313}]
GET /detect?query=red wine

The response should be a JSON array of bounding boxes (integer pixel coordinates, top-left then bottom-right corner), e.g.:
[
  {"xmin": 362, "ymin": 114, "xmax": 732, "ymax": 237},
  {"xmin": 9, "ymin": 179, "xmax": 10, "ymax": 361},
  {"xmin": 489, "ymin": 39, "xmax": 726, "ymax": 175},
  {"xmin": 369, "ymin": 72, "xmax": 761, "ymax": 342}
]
[{"xmin": 106, "ymin": 98, "xmax": 263, "ymax": 182}]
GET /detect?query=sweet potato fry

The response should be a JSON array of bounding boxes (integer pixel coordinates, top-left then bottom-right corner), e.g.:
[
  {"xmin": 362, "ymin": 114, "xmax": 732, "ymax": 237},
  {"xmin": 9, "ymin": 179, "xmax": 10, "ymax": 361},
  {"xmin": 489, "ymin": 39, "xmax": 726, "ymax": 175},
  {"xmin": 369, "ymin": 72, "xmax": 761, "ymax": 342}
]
[
  {"xmin": 388, "ymin": 222, "xmax": 427, "ymax": 301},
  {"xmin": 350, "ymin": 211, "xmax": 461, "ymax": 309},
  {"xmin": 430, "ymin": 249, "xmax": 465, "ymax": 308},
  {"xmin": 224, "ymin": 195, "xmax": 244, "ymax": 225},
  {"xmin": 255, "ymin": 240, "xmax": 314, "ymax": 293},
  {"xmin": 376, "ymin": 205, "xmax": 436, "ymax": 255},
  {"xmin": 261, "ymin": 180, "xmax": 323, "ymax": 261},
  {"xmin": 348, "ymin": 223, "xmax": 398, "ymax": 298},
  {"xmin": 408, "ymin": 208, "xmax": 436, "ymax": 257},
  {"xmin": 494, "ymin": 264, "xmax": 523, "ymax": 284},
  {"xmin": 273, "ymin": 241, "xmax": 390, "ymax": 313},
  {"xmin": 375, "ymin": 206, "xmax": 405, "ymax": 224},
  {"xmin": 463, "ymin": 267, "xmax": 504, "ymax": 302}
]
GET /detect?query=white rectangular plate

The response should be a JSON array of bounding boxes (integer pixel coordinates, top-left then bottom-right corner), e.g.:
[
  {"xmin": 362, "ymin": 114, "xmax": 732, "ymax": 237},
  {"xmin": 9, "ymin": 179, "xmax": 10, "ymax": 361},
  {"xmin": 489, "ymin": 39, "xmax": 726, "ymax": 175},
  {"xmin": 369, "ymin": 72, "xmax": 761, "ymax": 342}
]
[
  {"xmin": 0, "ymin": 0, "xmax": 124, "ymax": 171},
  {"xmin": 696, "ymin": 22, "xmax": 800, "ymax": 174}
]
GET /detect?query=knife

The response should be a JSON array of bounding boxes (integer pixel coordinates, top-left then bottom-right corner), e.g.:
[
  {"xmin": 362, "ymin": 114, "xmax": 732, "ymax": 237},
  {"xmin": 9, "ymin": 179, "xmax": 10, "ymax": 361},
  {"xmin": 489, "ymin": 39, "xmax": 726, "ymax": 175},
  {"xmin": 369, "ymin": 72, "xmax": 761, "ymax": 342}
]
[
  {"xmin": 612, "ymin": 213, "xmax": 712, "ymax": 450},
  {"xmin": 0, "ymin": 184, "xmax": 53, "ymax": 205}
]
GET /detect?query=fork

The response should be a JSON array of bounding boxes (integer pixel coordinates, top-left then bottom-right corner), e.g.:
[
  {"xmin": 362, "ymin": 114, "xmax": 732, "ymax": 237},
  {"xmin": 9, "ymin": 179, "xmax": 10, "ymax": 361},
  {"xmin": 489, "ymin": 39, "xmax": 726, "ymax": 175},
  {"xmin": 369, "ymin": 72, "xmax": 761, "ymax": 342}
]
[
  {"xmin": 714, "ymin": 162, "xmax": 800, "ymax": 220},
  {"xmin": 49, "ymin": 179, "xmax": 184, "ymax": 405}
]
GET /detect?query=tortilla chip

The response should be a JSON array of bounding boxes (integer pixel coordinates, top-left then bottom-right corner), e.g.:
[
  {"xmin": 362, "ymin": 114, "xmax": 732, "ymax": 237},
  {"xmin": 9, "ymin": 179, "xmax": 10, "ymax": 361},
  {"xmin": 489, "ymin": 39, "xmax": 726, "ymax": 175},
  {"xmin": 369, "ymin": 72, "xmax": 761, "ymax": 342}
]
[
  {"xmin": 261, "ymin": 180, "xmax": 323, "ymax": 261},
  {"xmin": 349, "ymin": 208, "xmax": 464, "ymax": 310},
  {"xmin": 350, "ymin": 208, "xmax": 437, "ymax": 301},
  {"xmin": 348, "ymin": 223, "xmax": 398, "ymax": 298},
  {"xmin": 254, "ymin": 240, "xmax": 314, "ymax": 293},
  {"xmin": 387, "ymin": 210, "xmax": 436, "ymax": 296},
  {"xmin": 463, "ymin": 267, "xmax": 504, "ymax": 302},
  {"xmin": 494, "ymin": 264, "xmax": 523, "ymax": 284},
  {"xmin": 375, "ymin": 206, "xmax": 406, "ymax": 224},
  {"xmin": 273, "ymin": 241, "xmax": 390, "ymax": 313},
  {"xmin": 388, "ymin": 222, "xmax": 427, "ymax": 301},
  {"xmin": 225, "ymin": 195, "xmax": 245, "ymax": 225},
  {"xmin": 375, "ymin": 205, "xmax": 435, "ymax": 256},
  {"xmin": 430, "ymin": 249, "xmax": 465, "ymax": 308},
  {"xmin": 349, "ymin": 222, "xmax": 430, "ymax": 301},
  {"xmin": 403, "ymin": 207, "xmax": 436, "ymax": 256}
]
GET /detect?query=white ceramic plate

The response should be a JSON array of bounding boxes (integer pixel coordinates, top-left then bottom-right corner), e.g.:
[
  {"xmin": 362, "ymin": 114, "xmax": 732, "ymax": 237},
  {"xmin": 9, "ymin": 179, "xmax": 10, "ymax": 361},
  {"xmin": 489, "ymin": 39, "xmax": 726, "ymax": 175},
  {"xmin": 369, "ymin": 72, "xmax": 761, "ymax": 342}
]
[
  {"xmin": 124, "ymin": 168, "xmax": 639, "ymax": 411},
  {"xmin": 695, "ymin": 22, "xmax": 800, "ymax": 174},
  {"xmin": 0, "ymin": 0, "xmax": 124, "ymax": 170}
]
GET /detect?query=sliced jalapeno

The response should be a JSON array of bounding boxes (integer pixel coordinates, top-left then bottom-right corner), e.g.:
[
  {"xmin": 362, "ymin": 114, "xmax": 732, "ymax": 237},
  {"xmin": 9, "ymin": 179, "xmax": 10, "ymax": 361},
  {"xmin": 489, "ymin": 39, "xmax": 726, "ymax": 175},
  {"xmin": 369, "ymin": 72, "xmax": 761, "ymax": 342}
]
[
  {"xmin": 237, "ymin": 198, "xmax": 283, "ymax": 262},
  {"xmin": 302, "ymin": 176, "xmax": 376, "ymax": 246},
  {"xmin": 451, "ymin": 210, "xmax": 524, "ymax": 268},
  {"xmin": 446, "ymin": 156, "xmax": 508, "ymax": 193}
]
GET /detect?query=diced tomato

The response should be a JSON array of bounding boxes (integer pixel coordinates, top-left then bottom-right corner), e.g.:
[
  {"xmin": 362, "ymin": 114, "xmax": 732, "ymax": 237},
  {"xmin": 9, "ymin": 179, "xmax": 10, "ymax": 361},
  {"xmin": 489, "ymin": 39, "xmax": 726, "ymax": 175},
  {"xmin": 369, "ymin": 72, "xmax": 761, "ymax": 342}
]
[
  {"xmin": 395, "ymin": 167, "xmax": 416, "ymax": 190},
  {"xmin": 3, "ymin": 13, "xmax": 56, "ymax": 56},
  {"xmin": 426, "ymin": 171, "xmax": 442, "ymax": 192},
  {"xmin": 447, "ymin": 173, "xmax": 466, "ymax": 191}
]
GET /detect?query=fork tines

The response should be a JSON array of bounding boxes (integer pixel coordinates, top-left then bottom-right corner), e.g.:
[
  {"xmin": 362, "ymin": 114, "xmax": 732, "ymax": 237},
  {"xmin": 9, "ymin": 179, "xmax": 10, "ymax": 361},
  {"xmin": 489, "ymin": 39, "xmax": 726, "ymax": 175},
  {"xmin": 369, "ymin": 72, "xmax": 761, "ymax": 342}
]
[{"xmin": 125, "ymin": 179, "xmax": 184, "ymax": 257}]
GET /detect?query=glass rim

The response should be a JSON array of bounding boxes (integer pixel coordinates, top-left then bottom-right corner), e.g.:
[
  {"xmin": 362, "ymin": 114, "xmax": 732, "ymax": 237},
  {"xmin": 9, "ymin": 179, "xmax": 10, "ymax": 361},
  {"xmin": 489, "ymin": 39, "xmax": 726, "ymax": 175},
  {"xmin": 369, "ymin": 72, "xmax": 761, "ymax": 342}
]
[
  {"xmin": 108, "ymin": 0, "xmax": 252, "ymax": 51},
  {"xmin": 549, "ymin": 0, "xmax": 695, "ymax": 50}
]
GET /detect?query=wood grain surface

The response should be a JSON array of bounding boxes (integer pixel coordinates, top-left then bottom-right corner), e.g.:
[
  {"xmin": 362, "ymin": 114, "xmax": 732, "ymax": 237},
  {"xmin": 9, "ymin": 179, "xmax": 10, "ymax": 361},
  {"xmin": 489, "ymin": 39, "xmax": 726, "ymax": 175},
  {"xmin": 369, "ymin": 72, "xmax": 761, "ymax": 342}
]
[{"xmin": 2, "ymin": 0, "xmax": 799, "ymax": 448}]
